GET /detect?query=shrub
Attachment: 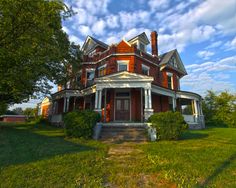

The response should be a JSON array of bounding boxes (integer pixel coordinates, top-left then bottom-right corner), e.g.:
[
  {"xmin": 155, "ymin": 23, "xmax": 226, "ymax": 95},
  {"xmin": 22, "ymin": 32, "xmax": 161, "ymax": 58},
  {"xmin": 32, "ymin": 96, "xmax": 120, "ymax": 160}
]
[
  {"xmin": 148, "ymin": 111, "xmax": 188, "ymax": 140},
  {"xmin": 64, "ymin": 110, "xmax": 101, "ymax": 139}
]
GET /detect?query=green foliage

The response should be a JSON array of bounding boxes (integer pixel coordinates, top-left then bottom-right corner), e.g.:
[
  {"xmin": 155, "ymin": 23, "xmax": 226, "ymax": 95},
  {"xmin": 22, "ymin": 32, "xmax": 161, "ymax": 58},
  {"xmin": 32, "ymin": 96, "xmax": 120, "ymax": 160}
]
[
  {"xmin": 0, "ymin": 102, "xmax": 8, "ymax": 115},
  {"xmin": 64, "ymin": 110, "xmax": 101, "ymax": 139},
  {"xmin": 0, "ymin": 0, "xmax": 74, "ymax": 105},
  {"xmin": 203, "ymin": 90, "xmax": 236, "ymax": 127},
  {"xmin": 12, "ymin": 107, "xmax": 23, "ymax": 115},
  {"xmin": 148, "ymin": 111, "xmax": 188, "ymax": 140}
]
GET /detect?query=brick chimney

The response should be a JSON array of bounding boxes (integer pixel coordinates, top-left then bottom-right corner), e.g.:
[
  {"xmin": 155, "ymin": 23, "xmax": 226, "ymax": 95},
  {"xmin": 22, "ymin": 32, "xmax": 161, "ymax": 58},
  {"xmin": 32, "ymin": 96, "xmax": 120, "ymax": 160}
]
[{"xmin": 151, "ymin": 31, "xmax": 158, "ymax": 56}]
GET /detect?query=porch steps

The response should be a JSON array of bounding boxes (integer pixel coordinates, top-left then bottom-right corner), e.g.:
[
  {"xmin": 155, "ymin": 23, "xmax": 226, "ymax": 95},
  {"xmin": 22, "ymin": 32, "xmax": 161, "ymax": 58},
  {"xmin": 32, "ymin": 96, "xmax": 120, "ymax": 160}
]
[{"xmin": 99, "ymin": 125, "xmax": 148, "ymax": 142}]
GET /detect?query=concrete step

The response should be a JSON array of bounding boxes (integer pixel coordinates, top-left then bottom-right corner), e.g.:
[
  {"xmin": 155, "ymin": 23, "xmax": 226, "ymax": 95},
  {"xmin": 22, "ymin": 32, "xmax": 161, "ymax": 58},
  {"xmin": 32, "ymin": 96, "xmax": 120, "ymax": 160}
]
[{"xmin": 99, "ymin": 126, "xmax": 148, "ymax": 141}]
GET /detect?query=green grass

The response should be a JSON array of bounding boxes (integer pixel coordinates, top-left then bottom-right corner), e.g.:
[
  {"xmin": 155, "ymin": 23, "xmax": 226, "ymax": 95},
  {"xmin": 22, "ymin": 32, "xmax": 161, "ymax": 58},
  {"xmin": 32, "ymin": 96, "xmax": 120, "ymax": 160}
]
[{"xmin": 0, "ymin": 122, "xmax": 236, "ymax": 187}]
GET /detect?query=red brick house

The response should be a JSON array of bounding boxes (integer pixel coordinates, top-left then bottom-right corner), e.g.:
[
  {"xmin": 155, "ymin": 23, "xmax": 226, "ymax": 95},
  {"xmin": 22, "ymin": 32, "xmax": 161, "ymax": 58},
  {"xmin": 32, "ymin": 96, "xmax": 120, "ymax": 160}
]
[{"xmin": 49, "ymin": 31, "xmax": 205, "ymax": 129}]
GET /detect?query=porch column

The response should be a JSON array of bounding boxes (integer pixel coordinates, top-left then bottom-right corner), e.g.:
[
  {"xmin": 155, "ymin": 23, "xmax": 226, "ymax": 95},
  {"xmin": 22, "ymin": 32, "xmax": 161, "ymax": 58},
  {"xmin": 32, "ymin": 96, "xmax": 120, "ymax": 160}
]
[
  {"xmin": 63, "ymin": 97, "xmax": 66, "ymax": 113},
  {"xmin": 193, "ymin": 99, "xmax": 199, "ymax": 123},
  {"xmin": 144, "ymin": 87, "xmax": 154, "ymax": 121},
  {"xmin": 172, "ymin": 97, "xmax": 176, "ymax": 111},
  {"xmin": 144, "ymin": 89, "xmax": 148, "ymax": 108},
  {"xmin": 104, "ymin": 89, "xmax": 107, "ymax": 122},
  {"xmin": 66, "ymin": 97, "xmax": 70, "ymax": 112},
  {"xmin": 95, "ymin": 89, "xmax": 102, "ymax": 115}
]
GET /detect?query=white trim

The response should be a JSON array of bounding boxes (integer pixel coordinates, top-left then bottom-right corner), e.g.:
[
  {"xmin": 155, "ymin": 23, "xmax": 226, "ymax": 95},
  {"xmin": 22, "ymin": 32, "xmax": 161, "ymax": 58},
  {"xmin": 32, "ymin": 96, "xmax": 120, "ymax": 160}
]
[
  {"xmin": 121, "ymin": 39, "xmax": 131, "ymax": 47},
  {"xmin": 117, "ymin": 60, "xmax": 129, "ymax": 71},
  {"xmin": 142, "ymin": 64, "xmax": 150, "ymax": 75},
  {"xmin": 98, "ymin": 64, "xmax": 107, "ymax": 69}
]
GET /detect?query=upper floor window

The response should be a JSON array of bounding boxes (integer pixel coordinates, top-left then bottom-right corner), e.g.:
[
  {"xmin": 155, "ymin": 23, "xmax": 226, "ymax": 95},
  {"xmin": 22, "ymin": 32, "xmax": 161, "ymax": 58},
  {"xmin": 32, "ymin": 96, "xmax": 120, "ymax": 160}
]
[
  {"xmin": 86, "ymin": 68, "xmax": 95, "ymax": 86},
  {"xmin": 142, "ymin": 64, "xmax": 150, "ymax": 75},
  {"xmin": 167, "ymin": 72, "xmax": 173, "ymax": 89},
  {"xmin": 139, "ymin": 42, "xmax": 146, "ymax": 52},
  {"xmin": 98, "ymin": 64, "xmax": 107, "ymax": 77},
  {"xmin": 117, "ymin": 60, "xmax": 129, "ymax": 72},
  {"xmin": 176, "ymin": 76, "xmax": 180, "ymax": 90}
]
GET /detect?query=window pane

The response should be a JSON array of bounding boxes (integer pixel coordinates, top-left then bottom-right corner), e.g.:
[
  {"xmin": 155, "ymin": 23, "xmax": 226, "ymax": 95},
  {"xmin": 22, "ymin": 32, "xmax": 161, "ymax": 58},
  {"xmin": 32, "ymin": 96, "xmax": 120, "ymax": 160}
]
[
  {"xmin": 119, "ymin": 64, "xmax": 127, "ymax": 71},
  {"xmin": 116, "ymin": 100, "xmax": 121, "ymax": 110},
  {"xmin": 124, "ymin": 100, "xmax": 129, "ymax": 110},
  {"xmin": 168, "ymin": 76, "xmax": 172, "ymax": 89},
  {"xmin": 87, "ymin": 71, "xmax": 95, "ymax": 80}
]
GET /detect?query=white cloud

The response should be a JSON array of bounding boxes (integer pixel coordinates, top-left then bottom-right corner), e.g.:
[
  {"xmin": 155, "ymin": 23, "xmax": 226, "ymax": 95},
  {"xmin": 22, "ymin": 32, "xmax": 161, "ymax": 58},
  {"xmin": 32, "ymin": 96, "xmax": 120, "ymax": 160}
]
[
  {"xmin": 182, "ymin": 55, "xmax": 236, "ymax": 94},
  {"xmin": 69, "ymin": 35, "xmax": 83, "ymax": 45},
  {"xmin": 91, "ymin": 20, "xmax": 107, "ymax": 36},
  {"xmin": 106, "ymin": 15, "xmax": 119, "ymax": 29},
  {"xmin": 148, "ymin": 0, "xmax": 170, "ymax": 12},
  {"xmin": 224, "ymin": 36, "xmax": 236, "ymax": 51},
  {"xmin": 206, "ymin": 41, "xmax": 222, "ymax": 49},
  {"xmin": 197, "ymin": 50, "xmax": 215, "ymax": 60},
  {"xmin": 78, "ymin": 25, "xmax": 92, "ymax": 36}
]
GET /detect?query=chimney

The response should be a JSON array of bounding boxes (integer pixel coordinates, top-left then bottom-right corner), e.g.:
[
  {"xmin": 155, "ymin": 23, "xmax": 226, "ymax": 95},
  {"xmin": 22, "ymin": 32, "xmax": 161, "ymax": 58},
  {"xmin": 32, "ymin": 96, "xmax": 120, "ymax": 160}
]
[{"xmin": 151, "ymin": 31, "xmax": 158, "ymax": 56}]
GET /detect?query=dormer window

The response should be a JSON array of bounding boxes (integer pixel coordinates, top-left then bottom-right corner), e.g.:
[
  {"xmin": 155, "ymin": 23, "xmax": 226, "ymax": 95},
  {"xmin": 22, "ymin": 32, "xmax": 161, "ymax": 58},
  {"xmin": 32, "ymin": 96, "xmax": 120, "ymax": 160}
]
[
  {"xmin": 139, "ymin": 42, "xmax": 146, "ymax": 52},
  {"xmin": 142, "ymin": 64, "xmax": 150, "ymax": 75}
]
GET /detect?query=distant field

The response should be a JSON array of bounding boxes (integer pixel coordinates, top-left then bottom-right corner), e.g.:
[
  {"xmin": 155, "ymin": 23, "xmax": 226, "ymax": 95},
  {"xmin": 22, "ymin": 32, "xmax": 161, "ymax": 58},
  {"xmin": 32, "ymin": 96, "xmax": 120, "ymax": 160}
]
[{"xmin": 0, "ymin": 122, "xmax": 235, "ymax": 187}]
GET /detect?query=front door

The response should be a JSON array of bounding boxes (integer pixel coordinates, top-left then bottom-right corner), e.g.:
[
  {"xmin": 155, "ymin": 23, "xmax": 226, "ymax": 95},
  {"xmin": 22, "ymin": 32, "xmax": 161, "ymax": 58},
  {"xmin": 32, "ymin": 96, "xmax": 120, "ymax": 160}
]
[{"xmin": 115, "ymin": 98, "xmax": 130, "ymax": 121}]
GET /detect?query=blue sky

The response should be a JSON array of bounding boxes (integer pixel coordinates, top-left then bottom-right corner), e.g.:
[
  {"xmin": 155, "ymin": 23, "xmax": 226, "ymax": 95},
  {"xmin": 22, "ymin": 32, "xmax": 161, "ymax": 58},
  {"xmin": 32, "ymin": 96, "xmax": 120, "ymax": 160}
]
[{"xmin": 12, "ymin": 0, "xmax": 236, "ymax": 109}]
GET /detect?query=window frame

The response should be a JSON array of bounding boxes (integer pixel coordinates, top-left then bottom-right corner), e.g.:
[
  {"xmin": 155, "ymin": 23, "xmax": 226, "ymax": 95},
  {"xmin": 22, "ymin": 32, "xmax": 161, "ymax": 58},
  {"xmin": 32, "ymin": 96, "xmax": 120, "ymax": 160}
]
[
  {"xmin": 117, "ymin": 60, "xmax": 129, "ymax": 72},
  {"xmin": 98, "ymin": 64, "xmax": 107, "ymax": 77},
  {"xmin": 86, "ymin": 68, "xmax": 95, "ymax": 86},
  {"xmin": 167, "ymin": 72, "xmax": 174, "ymax": 89},
  {"xmin": 141, "ymin": 64, "xmax": 150, "ymax": 75}
]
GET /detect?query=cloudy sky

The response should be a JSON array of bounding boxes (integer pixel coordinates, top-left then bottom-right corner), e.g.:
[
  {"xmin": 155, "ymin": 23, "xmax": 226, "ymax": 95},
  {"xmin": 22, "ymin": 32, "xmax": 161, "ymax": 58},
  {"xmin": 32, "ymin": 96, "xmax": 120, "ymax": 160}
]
[{"xmin": 13, "ymin": 0, "xmax": 236, "ymax": 109}]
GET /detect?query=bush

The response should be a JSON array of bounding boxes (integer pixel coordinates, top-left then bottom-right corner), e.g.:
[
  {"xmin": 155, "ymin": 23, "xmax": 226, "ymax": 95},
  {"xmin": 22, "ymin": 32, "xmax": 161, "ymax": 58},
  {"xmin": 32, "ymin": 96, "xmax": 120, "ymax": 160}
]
[
  {"xmin": 64, "ymin": 110, "xmax": 101, "ymax": 139},
  {"xmin": 148, "ymin": 111, "xmax": 188, "ymax": 140}
]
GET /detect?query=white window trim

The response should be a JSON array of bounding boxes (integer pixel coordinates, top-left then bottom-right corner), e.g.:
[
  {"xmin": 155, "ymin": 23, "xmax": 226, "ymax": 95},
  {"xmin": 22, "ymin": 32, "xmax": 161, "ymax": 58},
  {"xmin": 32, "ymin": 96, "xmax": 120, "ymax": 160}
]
[
  {"xmin": 167, "ymin": 72, "xmax": 174, "ymax": 89},
  {"xmin": 86, "ymin": 68, "xmax": 95, "ymax": 80},
  {"xmin": 141, "ymin": 64, "xmax": 150, "ymax": 75},
  {"xmin": 98, "ymin": 64, "xmax": 107, "ymax": 70},
  {"xmin": 117, "ymin": 60, "xmax": 129, "ymax": 71}
]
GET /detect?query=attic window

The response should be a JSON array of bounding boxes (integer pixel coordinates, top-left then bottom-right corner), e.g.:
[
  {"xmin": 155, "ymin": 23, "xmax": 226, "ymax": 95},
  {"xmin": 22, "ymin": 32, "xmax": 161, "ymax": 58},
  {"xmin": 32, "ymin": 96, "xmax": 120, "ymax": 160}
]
[
  {"xmin": 170, "ymin": 57, "xmax": 178, "ymax": 68},
  {"xmin": 139, "ymin": 43, "xmax": 146, "ymax": 52}
]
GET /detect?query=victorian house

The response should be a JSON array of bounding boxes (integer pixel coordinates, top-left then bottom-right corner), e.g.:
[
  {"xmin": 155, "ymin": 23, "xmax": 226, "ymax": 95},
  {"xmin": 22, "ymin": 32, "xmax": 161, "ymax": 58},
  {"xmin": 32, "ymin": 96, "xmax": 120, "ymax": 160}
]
[{"xmin": 49, "ymin": 31, "xmax": 205, "ymax": 129}]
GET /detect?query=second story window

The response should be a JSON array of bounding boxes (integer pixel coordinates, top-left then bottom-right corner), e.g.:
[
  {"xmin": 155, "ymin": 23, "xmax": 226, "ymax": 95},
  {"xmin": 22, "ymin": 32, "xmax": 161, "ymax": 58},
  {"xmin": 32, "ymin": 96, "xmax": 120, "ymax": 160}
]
[
  {"xmin": 86, "ymin": 69, "xmax": 95, "ymax": 87},
  {"xmin": 176, "ymin": 76, "xmax": 180, "ymax": 90},
  {"xmin": 167, "ymin": 72, "xmax": 173, "ymax": 89},
  {"xmin": 117, "ymin": 60, "xmax": 129, "ymax": 72},
  {"xmin": 142, "ymin": 64, "xmax": 150, "ymax": 75},
  {"xmin": 98, "ymin": 64, "xmax": 107, "ymax": 77}
]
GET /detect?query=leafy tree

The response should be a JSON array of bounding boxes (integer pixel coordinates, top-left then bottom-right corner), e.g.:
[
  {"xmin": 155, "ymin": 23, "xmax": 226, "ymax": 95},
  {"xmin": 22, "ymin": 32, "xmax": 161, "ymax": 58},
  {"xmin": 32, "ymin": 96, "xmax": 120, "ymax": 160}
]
[
  {"xmin": 23, "ymin": 107, "xmax": 37, "ymax": 118},
  {"xmin": 0, "ymin": 102, "xmax": 8, "ymax": 115},
  {"xmin": 203, "ymin": 90, "xmax": 236, "ymax": 127},
  {"xmin": 0, "ymin": 0, "xmax": 73, "ymax": 108},
  {"xmin": 12, "ymin": 107, "xmax": 23, "ymax": 115}
]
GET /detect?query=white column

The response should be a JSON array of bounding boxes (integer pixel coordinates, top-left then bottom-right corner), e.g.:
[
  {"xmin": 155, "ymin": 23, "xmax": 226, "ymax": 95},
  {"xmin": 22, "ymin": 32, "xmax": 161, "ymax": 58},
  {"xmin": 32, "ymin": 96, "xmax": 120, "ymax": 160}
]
[
  {"xmin": 98, "ymin": 90, "xmax": 102, "ymax": 109},
  {"xmin": 66, "ymin": 97, "xmax": 70, "ymax": 112},
  {"xmin": 104, "ymin": 89, "xmax": 107, "ymax": 122},
  {"xmin": 148, "ymin": 89, "xmax": 152, "ymax": 109},
  {"xmin": 140, "ymin": 88, "xmax": 143, "ymax": 122},
  {"xmin": 63, "ymin": 97, "xmax": 66, "ymax": 113},
  {"xmin": 95, "ymin": 90, "xmax": 98, "ymax": 109},
  {"xmin": 172, "ymin": 97, "xmax": 176, "ymax": 111},
  {"xmin": 144, "ymin": 89, "xmax": 148, "ymax": 109},
  {"xmin": 194, "ymin": 100, "xmax": 198, "ymax": 115}
]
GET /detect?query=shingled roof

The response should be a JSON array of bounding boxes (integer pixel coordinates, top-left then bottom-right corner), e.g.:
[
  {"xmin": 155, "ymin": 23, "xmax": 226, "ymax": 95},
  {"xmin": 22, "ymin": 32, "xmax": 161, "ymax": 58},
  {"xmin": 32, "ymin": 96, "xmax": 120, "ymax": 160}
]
[
  {"xmin": 159, "ymin": 49, "xmax": 176, "ymax": 65},
  {"xmin": 89, "ymin": 36, "xmax": 109, "ymax": 49}
]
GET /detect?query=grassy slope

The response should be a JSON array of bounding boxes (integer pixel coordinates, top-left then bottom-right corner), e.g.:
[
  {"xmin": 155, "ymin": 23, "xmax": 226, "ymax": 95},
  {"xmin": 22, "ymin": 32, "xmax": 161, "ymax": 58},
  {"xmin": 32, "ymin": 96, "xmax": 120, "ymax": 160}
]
[
  {"xmin": 0, "ymin": 123, "xmax": 108, "ymax": 187},
  {"xmin": 0, "ymin": 123, "xmax": 236, "ymax": 187}
]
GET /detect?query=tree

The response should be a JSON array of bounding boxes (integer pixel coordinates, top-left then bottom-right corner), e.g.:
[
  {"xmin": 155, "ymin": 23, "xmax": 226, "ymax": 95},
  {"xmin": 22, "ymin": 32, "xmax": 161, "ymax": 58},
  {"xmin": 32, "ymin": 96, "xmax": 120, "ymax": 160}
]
[
  {"xmin": 23, "ymin": 107, "xmax": 37, "ymax": 118},
  {"xmin": 0, "ymin": 0, "xmax": 73, "ymax": 108},
  {"xmin": 202, "ymin": 90, "xmax": 236, "ymax": 127},
  {"xmin": 12, "ymin": 107, "xmax": 23, "ymax": 115}
]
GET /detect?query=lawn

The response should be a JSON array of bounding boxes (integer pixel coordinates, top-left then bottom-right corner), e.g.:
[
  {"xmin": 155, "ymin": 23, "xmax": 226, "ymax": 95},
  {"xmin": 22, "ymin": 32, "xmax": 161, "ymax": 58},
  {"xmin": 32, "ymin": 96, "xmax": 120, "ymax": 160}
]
[{"xmin": 0, "ymin": 123, "xmax": 236, "ymax": 187}]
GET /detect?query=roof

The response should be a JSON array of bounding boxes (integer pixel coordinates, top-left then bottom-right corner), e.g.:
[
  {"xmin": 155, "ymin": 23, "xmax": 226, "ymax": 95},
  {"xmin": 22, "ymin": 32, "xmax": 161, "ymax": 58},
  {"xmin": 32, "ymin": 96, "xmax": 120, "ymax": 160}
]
[
  {"xmin": 159, "ymin": 49, "xmax": 176, "ymax": 65},
  {"xmin": 128, "ymin": 32, "xmax": 150, "ymax": 45},
  {"xmin": 89, "ymin": 36, "xmax": 109, "ymax": 49}
]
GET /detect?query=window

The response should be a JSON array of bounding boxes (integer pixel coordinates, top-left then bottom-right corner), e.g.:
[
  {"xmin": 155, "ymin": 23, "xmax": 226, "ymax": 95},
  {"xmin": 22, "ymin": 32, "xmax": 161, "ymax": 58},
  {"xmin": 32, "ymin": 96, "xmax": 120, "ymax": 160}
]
[
  {"xmin": 139, "ymin": 43, "xmax": 146, "ymax": 52},
  {"xmin": 98, "ymin": 64, "xmax": 107, "ymax": 77},
  {"xmin": 170, "ymin": 57, "xmax": 178, "ymax": 68},
  {"xmin": 76, "ymin": 72, "xmax": 82, "ymax": 86},
  {"xmin": 86, "ymin": 69, "xmax": 95, "ymax": 86},
  {"xmin": 142, "ymin": 64, "xmax": 150, "ymax": 75},
  {"xmin": 117, "ymin": 61, "xmax": 129, "ymax": 71},
  {"xmin": 176, "ymin": 76, "xmax": 180, "ymax": 90},
  {"xmin": 168, "ymin": 97, "xmax": 173, "ymax": 111},
  {"xmin": 167, "ymin": 72, "xmax": 173, "ymax": 89}
]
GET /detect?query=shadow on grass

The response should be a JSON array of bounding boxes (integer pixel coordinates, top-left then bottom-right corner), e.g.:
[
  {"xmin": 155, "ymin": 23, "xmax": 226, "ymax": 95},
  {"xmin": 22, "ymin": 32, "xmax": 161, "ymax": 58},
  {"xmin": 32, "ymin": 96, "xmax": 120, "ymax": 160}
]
[
  {"xmin": 0, "ymin": 124, "xmax": 96, "ymax": 168},
  {"xmin": 198, "ymin": 152, "xmax": 236, "ymax": 187},
  {"xmin": 180, "ymin": 132, "xmax": 209, "ymax": 140}
]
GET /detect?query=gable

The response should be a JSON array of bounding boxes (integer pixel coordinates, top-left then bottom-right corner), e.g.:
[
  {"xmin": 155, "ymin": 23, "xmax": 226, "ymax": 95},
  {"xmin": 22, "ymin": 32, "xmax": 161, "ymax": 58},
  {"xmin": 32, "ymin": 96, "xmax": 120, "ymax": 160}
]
[
  {"xmin": 116, "ymin": 40, "xmax": 133, "ymax": 53},
  {"xmin": 128, "ymin": 32, "xmax": 150, "ymax": 45},
  {"xmin": 82, "ymin": 36, "xmax": 108, "ymax": 55},
  {"xmin": 159, "ymin": 49, "xmax": 187, "ymax": 76},
  {"xmin": 95, "ymin": 71, "xmax": 154, "ymax": 83}
]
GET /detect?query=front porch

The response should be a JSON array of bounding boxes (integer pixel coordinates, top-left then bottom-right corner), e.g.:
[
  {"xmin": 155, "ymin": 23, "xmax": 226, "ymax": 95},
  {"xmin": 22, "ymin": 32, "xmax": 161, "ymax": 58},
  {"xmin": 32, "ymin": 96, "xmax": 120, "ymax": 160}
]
[{"xmin": 49, "ymin": 72, "xmax": 205, "ymax": 129}]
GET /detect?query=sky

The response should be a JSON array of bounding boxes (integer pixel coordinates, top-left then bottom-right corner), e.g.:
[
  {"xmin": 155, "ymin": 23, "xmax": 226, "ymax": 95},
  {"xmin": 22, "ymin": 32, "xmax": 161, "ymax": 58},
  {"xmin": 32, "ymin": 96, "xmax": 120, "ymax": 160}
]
[{"xmin": 12, "ymin": 0, "xmax": 236, "ymax": 109}]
